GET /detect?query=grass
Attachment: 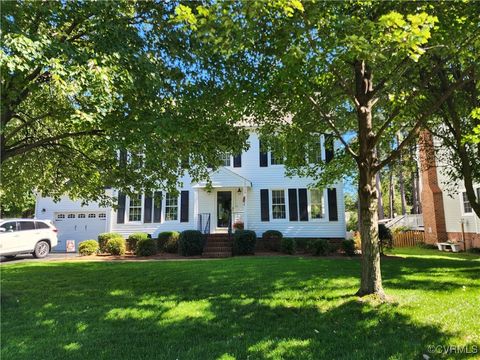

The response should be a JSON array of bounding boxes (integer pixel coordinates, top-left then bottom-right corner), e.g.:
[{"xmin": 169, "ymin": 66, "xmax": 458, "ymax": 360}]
[{"xmin": 1, "ymin": 248, "xmax": 479, "ymax": 360}]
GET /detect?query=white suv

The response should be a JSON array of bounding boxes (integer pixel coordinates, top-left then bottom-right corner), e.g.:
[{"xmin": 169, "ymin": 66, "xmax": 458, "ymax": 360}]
[{"xmin": 0, "ymin": 219, "xmax": 58, "ymax": 259}]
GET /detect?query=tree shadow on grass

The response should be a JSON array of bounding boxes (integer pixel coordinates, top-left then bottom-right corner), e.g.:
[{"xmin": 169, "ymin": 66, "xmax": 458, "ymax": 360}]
[{"xmin": 1, "ymin": 258, "xmax": 479, "ymax": 359}]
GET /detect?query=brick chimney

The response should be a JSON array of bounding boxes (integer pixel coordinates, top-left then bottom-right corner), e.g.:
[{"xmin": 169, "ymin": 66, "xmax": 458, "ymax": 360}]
[{"xmin": 419, "ymin": 130, "xmax": 447, "ymax": 244}]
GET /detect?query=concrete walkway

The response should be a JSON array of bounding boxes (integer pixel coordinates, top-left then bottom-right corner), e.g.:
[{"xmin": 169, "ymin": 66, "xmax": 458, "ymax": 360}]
[{"xmin": 0, "ymin": 252, "xmax": 80, "ymax": 265}]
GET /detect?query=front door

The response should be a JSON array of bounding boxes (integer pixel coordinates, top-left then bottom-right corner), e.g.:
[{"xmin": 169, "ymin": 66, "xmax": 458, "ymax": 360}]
[{"xmin": 217, "ymin": 191, "xmax": 232, "ymax": 228}]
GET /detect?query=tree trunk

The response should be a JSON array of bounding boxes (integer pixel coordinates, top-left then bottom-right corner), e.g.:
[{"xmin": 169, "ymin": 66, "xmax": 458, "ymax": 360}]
[
  {"xmin": 376, "ymin": 172, "xmax": 385, "ymax": 220},
  {"xmin": 357, "ymin": 163, "xmax": 385, "ymax": 297},
  {"xmin": 397, "ymin": 134, "xmax": 407, "ymax": 215},
  {"xmin": 389, "ymin": 169, "xmax": 395, "ymax": 218},
  {"xmin": 354, "ymin": 60, "xmax": 384, "ymax": 298}
]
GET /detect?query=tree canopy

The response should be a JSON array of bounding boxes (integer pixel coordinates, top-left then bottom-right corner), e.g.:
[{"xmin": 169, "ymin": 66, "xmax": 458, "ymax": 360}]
[
  {"xmin": 173, "ymin": 0, "xmax": 479, "ymax": 296},
  {"xmin": 1, "ymin": 1, "xmax": 247, "ymax": 210}
]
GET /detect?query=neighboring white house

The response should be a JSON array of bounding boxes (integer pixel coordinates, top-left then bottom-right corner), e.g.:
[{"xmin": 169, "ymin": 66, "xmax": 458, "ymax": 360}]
[
  {"xmin": 35, "ymin": 131, "xmax": 346, "ymax": 251},
  {"xmin": 419, "ymin": 131, "xmax": 480, "ymax": 249}
]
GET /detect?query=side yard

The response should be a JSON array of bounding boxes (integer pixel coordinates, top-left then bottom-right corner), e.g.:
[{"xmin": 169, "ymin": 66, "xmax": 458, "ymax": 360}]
[{"xmin": 1, "ymin": 248, "xmax": 479, "ymax": 360}]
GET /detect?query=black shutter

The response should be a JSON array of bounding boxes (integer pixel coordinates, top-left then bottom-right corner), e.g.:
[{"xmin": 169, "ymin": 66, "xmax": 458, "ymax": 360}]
[
  {"xmin": 233, "ymin": 154, "xmax": 242, "ymax": 167},
  {"xmin": 144, "ymin": 193, "xmax": 153, "ymax": 223},
  {"xmin": 259, "ymin": 140, "xmax": 268, "ymax": 167},
  {"xmin": 119, "ymin": 150, "xmax": 127, "ymax": 167},
  {"xmin": 260, "ymin": 189, "xmax": 270, "ymax": 221},
  {"xmin": 298, "ymin": 188, "xmax": 308, "ymax": 221},
  {"xmin": 117, "ymin": 191, "xmax": 126, "ymax": 224},
  {"xmin": 180, "ymin": 191, "xmax": 189, "ymax": 222},
  {"xmin": 325, "ymin": 134, "xmax": 334, "ymax": 163},
  {"xmin": 153, "ymin": 191, "xmax": 162, "ymax": 223},
  {"xmin": 288, "ymin": 189, "xmax": 298, "ymax": 221},
  {"xmin": 328, "ymin": 188, "xmax": 338, "ymax": 221}
]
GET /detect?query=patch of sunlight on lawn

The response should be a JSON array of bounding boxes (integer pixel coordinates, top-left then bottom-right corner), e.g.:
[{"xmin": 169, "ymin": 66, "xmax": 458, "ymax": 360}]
[
  {"xmin": 76, "ymin": 322, "xmax": 88, "ymax": 333},
  {"xmin": 159, "ymin": 300, "xmax": 214, "ymax": 325},
  {"xmin": 216, "ymin": 353, "xmax": 236, "ymax": 360},
  {"xmin": 63, "ymin": 342, "xmax": 81, "ymax": 351},
  {"xmin": 105, "ymin": 307, "xmax": 156, "ymax": 320},
  {"xmin": 249, "ymin": 338, "xmax": 311, "ymax": 359}
]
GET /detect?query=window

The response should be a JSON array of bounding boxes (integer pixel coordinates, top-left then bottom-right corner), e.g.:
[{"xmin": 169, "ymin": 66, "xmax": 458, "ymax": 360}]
[
  {"xmin": 67, "ymin": 214, "xmax": 75, "ymax": 219},
  {"xmin": 19, "ymin": 221, "xmax": 36, "ymax": 231},
  {"xmin": 270, "ymin": 151, "xmax": 284, "ymax": 165},
  {"xmin": 271, "ymin": 190, "xmax": 286, "ymax": 219},
  {"xmin": 165, "ymin": 193, "xmax": 178, "ymax": 221},
  {"xmin": 310, "ymin": 189, "xmax": 324, "ymax": 219},
  {"xmin": 1, "ymin": 221, "xmax": 17, "ymax": 232},
  {"xmin": 88, "ymin": 213, "xmax": 97, "ymax": 219},
  {"xmin": 462, "ymin": 192, "xmax": 472, "ymax": 214},
  {"xmin": 308, "ymin": 135, "xmax": 323, "ymax": 163},
  {"xmin": 128, "ymin": 194, "xmax": 142, "ymax": 222},
  {"xmin": 99, "ymin": 213, "xmax": 106, "ymax": 219},
  {"xmin": 221, "ymin": 154, "xmax": 231, "ymax": 167},
  {"xmin": 78, "ymin": 214, "xmax": 86, "ymax": 218},
  {"xmin": 35, "ymin": 221, "xmax": 50, "ymax": 229},
  {"xmin": 56, "ymin": 214, "xmax": 65, "ymax": 219}
]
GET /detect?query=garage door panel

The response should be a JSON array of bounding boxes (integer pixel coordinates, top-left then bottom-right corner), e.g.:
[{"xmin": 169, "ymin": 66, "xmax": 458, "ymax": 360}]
[{"xmin": 53, "ymin": 212, "xmax": 106, "ymax": 252}]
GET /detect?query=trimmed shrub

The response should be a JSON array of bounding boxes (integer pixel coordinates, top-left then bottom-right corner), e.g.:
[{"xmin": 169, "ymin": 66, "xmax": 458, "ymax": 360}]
[
  {"xmin": 262, "ymin": 230, "xmax": 283, "ymax": 251},
  {"xmin": 342, "ymin": 239, "xmax": 356, "ymax": 256},
  {"xmin": 281, "ymin": 237, "xmax": 296, "ymax": 255},
  {"xmin": 233, "ymin": 230, "xmax": 257, "ymax": 255},
  {"xmin": 468, "ymin": 247, "xmax": 480, "ymax": 254},
  {"xmin": 98, "ymin": 232, "xmax": 123, "ymax": 253},
  {"xmin": 127, "ymin": 232, "xmax": 149, "ymax": 252},
  {"xmin": 378, "ymin": 224, "xmax": 393, "ymax": 254},
  {"xmin": 416, "ymin": 242, "xmax": 437, "ymax": 250},
  {"xmin": 105, "ymin": 237, "xmax": 126, "ymax": 255},
  {"xmin": 308, "ymin": 239, "xmax": 330, "ymax": 256},
  {"xmin": 295, "ymin": 238, "xmax": 308, "ymax": 251},
  {"xmin": 157, "ymin": 231, "xmax": 180, "ymax": 253},
  {"xmin": 179, "ymin": 230, "xmax": 204, "ymax": 256},
  {"xmin": 78, "ymin": 240, "xmax": 99, "ymax": 256},
  {"xmin": 136, "ymin": 238, "xmax": 157, "ymax": 257}
]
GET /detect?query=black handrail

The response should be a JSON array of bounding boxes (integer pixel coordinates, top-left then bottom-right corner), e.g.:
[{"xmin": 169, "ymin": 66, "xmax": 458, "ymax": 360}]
[{"xmin": 227, "ymin": 211, "xmax": 232, "ymax": 242}]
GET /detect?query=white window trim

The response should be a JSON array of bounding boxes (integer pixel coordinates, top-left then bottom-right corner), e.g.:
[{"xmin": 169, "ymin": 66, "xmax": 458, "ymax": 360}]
[
  {"xmin": 126, "ymin": 194, "xmax": 144, "ymax": 224},
  {"xmin": 163, "ymin": 192, "xmax": 180, "ymax": 223},
  {"xmin": 308, "ymin": 188, "xmax": 328, "ymax": 222},
  {"xmin": 270, "ymin": 189, "xmax": 288, "ymax": 221},
  {"xmin": 459, "ymin": 190, "xmax": 474, "ymax": 216},
  {"xmin": 221, "ymin": 154, "xmax": 232, "ymax": 167}
]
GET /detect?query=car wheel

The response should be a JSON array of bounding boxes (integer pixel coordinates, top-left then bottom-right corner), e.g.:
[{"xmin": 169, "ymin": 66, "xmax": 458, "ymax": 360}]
[
  {"xmin": 5, "ymin": 255, "xmax": 16, "ymax": 259},
  {"xmin": 33, "ymin": 241, "xmax": 50, "ymax": 258}
]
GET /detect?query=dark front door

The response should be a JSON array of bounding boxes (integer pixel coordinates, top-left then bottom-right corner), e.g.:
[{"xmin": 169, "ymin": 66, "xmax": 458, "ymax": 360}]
[{"xmin": 217, "ymin": 191, "xmax": 232, "ymax": 228}]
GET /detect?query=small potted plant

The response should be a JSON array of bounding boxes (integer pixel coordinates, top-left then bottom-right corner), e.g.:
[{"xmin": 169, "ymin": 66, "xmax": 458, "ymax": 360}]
[{"xmin": 233, "ymin": 220, "xmax": 244, "ymax": 231}]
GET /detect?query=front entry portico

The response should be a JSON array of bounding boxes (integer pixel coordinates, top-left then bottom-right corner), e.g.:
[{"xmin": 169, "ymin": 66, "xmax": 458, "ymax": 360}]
[{"xmin": 193, "ymin": 168, "xmax": 252, "ymax": 234}]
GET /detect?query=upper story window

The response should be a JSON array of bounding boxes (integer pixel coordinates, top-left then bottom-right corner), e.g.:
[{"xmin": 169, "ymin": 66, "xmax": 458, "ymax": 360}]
[
  {"xmin": 462, "ymin": 192, "xmax": 472, "ymax": 214},
  {"xmin": 221, "ymin": 154, "xmax": 231, "ymax": 167},
  {"xmin": 270, "ymin": 152, "xmax": 284, "ymax": 165},
  {"xmin": 308, "ymin": 135, "xmax": 324, "ymax": 163},
  {"xmin": 310, "ymin": 189, "xmax": 324, "ymax": 219},
  {"xmin": 128, "ymin": 194, "xmax": 142, "ymax": 222},
  {"xmin": 272, "ymin": 190, "xmax": 286, "ymax": 219},
  {"xmin": 165, "ymin": 193, "xmax": 178, "ymax": 221}
]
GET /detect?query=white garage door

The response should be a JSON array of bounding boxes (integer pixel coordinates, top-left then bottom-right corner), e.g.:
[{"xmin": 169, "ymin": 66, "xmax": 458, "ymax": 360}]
[{"xmin": 53, "ymin": 212, "xmax": 107, "ymax": 252}]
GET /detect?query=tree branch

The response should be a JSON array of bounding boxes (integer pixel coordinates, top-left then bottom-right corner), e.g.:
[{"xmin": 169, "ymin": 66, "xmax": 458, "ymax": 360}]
[
  {"xmin": 375, "ymin": 71, "xmax": 476, "ymax": 171},
  {"xmin": 2, "ymin": 129, "xmax": 104, "ymax": 162},
  {"xmin": 307, "ymin": 95, "xmax": 359, "ymax": 161}
]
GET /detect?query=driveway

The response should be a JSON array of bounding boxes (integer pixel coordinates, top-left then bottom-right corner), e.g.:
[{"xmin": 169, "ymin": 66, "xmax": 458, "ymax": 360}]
[{"xmin": 0, "ymin": 252, "xmax": 80, "ymax": 265}]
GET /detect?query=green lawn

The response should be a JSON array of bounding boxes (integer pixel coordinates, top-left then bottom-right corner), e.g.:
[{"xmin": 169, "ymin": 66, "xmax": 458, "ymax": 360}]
[{"xmin": 1, "ymin": 249, "xmax": 479, "ymax": 360}]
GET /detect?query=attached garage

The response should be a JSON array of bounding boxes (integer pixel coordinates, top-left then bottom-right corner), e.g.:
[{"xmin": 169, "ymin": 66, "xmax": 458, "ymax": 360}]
[{"xmin": 53, "ymin": 212, "xmax": 107, "ymax": 252}]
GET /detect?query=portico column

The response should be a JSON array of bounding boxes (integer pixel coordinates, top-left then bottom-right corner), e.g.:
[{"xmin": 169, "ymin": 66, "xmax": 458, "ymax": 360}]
[
  {"xmin": 243, "ymin": 184, "xmax": 248, "ymax": 230},
  {"xmin": 193, "ymin": 188, "xmax": 199, "ymax": 231}
]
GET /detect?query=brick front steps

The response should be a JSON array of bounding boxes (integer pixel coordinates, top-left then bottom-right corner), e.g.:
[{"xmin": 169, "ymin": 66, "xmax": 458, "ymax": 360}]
[{"xmin": 203, "ymin": 234, "xmax": 233, "ymax": 258}]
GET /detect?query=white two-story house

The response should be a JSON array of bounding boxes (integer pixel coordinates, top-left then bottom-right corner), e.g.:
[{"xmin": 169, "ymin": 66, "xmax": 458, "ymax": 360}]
[{"xmin": 35, "ymin": 131, "xmax": 346, "ymax": 251}]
